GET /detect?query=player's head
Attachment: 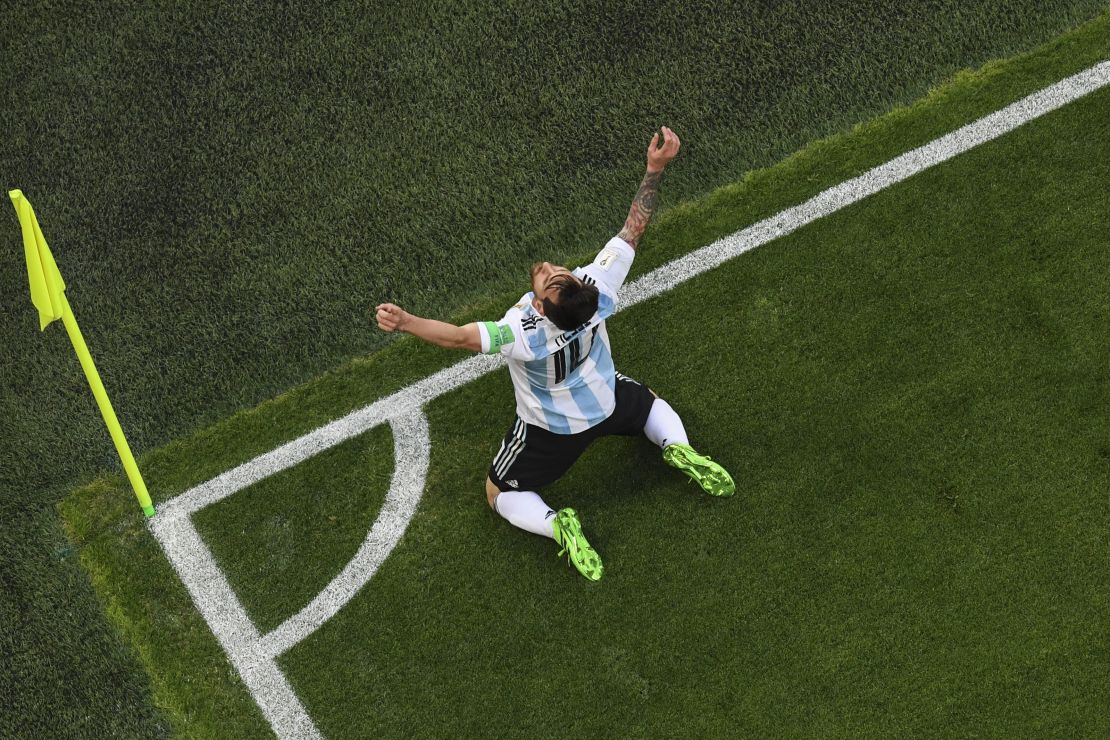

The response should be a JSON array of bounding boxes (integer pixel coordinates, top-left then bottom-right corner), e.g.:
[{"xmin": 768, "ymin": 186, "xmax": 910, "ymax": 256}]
[{"xmin": 530, "ymin": 261, "xmax": 599, "ymax": 331}]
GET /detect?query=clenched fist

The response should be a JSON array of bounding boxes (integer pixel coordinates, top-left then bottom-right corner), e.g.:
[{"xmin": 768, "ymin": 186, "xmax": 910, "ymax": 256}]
[
  {"xmin": 646, "ymin": 126, "xmax": 681, "ymax": 173},
  {"xmin": 375, "ymin": 303, "xmax": 410, "ymax": 332}
]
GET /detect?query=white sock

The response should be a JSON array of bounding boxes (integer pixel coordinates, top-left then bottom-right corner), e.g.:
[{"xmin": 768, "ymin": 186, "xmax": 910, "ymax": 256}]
[
  {"xmin": 644, "ymin": 398, "xmax": 690, "ymax": 450},
  {"xmin": 493, "ymin": 490, "xmax": 556, "ymax": 538}
]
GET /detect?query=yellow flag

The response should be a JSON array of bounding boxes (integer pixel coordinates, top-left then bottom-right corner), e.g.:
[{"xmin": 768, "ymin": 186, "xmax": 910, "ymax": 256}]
[
  {"xmin": 8, "ymin": 189, "xmax": 155, "ymax": 518},
  {"xmin": 10, "ymin": 189, "xmax": 67, "ymax": 331}
]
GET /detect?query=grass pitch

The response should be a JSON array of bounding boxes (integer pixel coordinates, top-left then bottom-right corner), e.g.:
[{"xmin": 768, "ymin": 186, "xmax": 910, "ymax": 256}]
[
  {"xmin": 5, "ymin": 4, "xmax": 1108, "ymax": 736},
  {"xmin": 61, "ymin": 16, "xmax": 1109, "ymax": 738}
]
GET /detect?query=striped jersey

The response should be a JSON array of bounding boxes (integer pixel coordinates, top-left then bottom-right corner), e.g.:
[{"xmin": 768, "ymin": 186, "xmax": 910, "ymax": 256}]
[{"xmin": 477, "ymin": 236, "xmax": 636, "ymax": 434}]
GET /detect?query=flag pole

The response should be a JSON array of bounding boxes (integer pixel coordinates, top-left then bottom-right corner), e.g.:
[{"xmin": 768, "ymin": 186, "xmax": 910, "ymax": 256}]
[
  {"xmin": 9, "ymin": 189, "xmax": 155, "ymax": 518},
  {"xmin": 59, "ymin": 293, "xmax": 156, "ymax": 517}
]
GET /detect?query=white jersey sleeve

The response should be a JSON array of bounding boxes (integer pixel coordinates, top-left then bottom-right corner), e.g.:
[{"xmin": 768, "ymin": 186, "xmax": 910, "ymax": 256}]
[
  {"xmin": 476, "ymin": 294, "xmax": 554, "ymax": 361},
  {"xmin": 576, "ymin": 236, "xmax": 635, "ymax": 306}
]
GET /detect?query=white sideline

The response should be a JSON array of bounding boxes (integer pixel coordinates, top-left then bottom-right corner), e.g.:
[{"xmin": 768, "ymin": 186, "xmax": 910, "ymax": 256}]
[{"xmin": 149, "ymin": 61, "xmax": 1110, "ymax": 739}]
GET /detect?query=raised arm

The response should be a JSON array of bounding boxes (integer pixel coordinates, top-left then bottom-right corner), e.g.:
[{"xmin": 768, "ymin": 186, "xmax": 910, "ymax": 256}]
[
  {"xmin": 375, "ymin": 303, "xmax": 482, "ymax": 352},
  {"xmin": 617, "ymin": 126, "xmax": 681, "ymax": 250}
]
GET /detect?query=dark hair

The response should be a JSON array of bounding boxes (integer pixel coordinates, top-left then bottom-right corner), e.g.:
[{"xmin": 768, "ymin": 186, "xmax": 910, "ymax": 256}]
[{"xmin": 542, "ymin": 274, "xmax": 599, "ymax": 331}]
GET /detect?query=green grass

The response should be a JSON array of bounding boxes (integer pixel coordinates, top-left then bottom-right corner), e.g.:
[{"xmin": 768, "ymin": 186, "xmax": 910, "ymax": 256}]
[
  {"xmin": 29, "ymin": 3, "xmax": 1110, "ymax": 733},
  {"xmin": 59, "ymin": 14, "xmax": 1110, "ymax": 738},
  {"xmin": 194, "ymin": 425, "xmax": 395, "ymax": 634},
  {"xmin": 7, "ymin": 1, "xmax": 1105, "ymax": 497}
]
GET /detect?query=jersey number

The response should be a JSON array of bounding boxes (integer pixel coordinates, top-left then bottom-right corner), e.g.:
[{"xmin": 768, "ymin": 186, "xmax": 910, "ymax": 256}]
[
  {"xmin": 553, "ymin": 327, "xmax": 598, "ymax": 383},
  {"xmin": 554, "ymin": 339, "xmax": 582, "ymax": 383}
]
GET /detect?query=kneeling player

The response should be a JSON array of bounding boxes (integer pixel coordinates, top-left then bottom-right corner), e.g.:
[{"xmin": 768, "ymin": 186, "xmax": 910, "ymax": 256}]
[{"xmin": 376, "ymin": 126, "xmax": 734, "ymax": 580}]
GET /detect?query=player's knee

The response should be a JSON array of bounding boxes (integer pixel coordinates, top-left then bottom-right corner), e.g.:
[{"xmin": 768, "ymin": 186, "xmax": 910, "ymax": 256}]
[{"xmin": 485, "ymin": 477, "xmax": 501, "ymax": 510}]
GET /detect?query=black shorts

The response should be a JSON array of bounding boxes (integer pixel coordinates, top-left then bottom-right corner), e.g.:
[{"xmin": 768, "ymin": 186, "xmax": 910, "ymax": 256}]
[{"xmin": 487, "ymin": 374, "xmax": 657, "ymax": 492}]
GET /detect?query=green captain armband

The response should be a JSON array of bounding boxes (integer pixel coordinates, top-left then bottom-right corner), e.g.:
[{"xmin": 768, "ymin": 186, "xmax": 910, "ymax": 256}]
[{"xmin": 482, "ymin": 321, "xmax": 515, "ymax": 353}]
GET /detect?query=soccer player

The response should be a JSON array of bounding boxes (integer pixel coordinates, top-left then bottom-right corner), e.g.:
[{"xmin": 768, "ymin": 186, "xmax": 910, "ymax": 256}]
[{"xmin": 376, "ymin": 126, "xmax": 734, "ymax": 581}]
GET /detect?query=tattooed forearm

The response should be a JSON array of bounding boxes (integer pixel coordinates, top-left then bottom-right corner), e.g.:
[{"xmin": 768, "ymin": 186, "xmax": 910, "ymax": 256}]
[{"xmin": 617, "ymin": 169, "xmax": 663, "ymax": 249}]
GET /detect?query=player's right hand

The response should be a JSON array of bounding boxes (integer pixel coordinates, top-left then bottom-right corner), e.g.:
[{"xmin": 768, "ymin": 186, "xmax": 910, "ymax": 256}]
[{"xmin": 375, "ymin": 303, "xmax": 409, "ymax": 332}]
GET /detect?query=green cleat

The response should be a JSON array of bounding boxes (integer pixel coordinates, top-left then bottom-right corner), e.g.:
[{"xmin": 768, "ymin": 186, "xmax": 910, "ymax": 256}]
[
  {"xmin": 663, "ymin": 443, "xmax": 736, "ymax": 497},
  {"xmin": 551, "ymin": 508, "xmax": 603, "ymax": 582}
]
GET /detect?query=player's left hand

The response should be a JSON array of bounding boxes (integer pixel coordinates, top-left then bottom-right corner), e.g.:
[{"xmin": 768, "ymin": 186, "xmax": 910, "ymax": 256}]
[
  {"xmin": 646, "ymin": 126, "xmax": 681, "ymax": 172},
  {"xmin": 375, "ymin": 303, "xmax": 409, "ymax": 332}
]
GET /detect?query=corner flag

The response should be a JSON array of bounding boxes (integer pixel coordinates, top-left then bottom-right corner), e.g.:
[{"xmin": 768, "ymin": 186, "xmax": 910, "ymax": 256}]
[
  {"xmin": 10, "ymin": 189, "xmax": 156, "ymax": 518},
  {"xmin": 12, "ymin": 189, "xmax": 67, "ymax": 330}
]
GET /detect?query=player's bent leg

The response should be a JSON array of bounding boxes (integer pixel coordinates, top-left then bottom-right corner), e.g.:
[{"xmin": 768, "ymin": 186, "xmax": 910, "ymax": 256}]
[
  {"xmin": 643, "ymin": 396, "xmax": 689, "ymax": 449},
  {"xmin": 486, "ymin": 479, "xmax": 557, "ymax": 538},
  {"xmin": 486, "ymin": 417, "xmax": 604, "ymax": 580},
  {"xmin": 485, "ymin": 479, "xmax": 603, "ymax": 581},
  {"xmin": 646, "ymin": 397, "xmax": 737, "ymax": 497}
]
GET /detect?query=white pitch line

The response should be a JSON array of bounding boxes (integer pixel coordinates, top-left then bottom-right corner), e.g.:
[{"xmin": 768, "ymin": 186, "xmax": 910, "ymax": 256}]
[
  {"xmin": 160, "ymin": 354, "xmax": 502, "ymax": 517},
  {"xmin": 260, "ymin": 410, "xmax": 431, "ymax": 658},
  {"xmin": 149, "ymin": 512, "xmax": 322, "ymax": 739},
  {"xmin": 149, "ymin": 60, "xmax": 1110, "ymax": 740}
]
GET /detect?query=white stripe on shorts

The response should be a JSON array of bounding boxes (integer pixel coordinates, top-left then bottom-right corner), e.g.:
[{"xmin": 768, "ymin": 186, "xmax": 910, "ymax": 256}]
[
  {"xmin": 490, "ymin": 422, "xmax": 512, "ymax": 472},
  {"xmin": 494, "ymin": 419, "xmax": 525, "ymax": 477},
  {"xmin": 615, "ymin": 371, "xmax": 640, "ymax": 385},
  {"xmin": 496, "ymin": 422, "xmax": 528, "ymax": 479}
]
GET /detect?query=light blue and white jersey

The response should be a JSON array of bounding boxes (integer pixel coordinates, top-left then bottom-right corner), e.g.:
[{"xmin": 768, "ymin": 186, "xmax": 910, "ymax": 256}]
[{"xmin": 477, "ymin": 236, "xmax": 636, "ymax": 434}]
